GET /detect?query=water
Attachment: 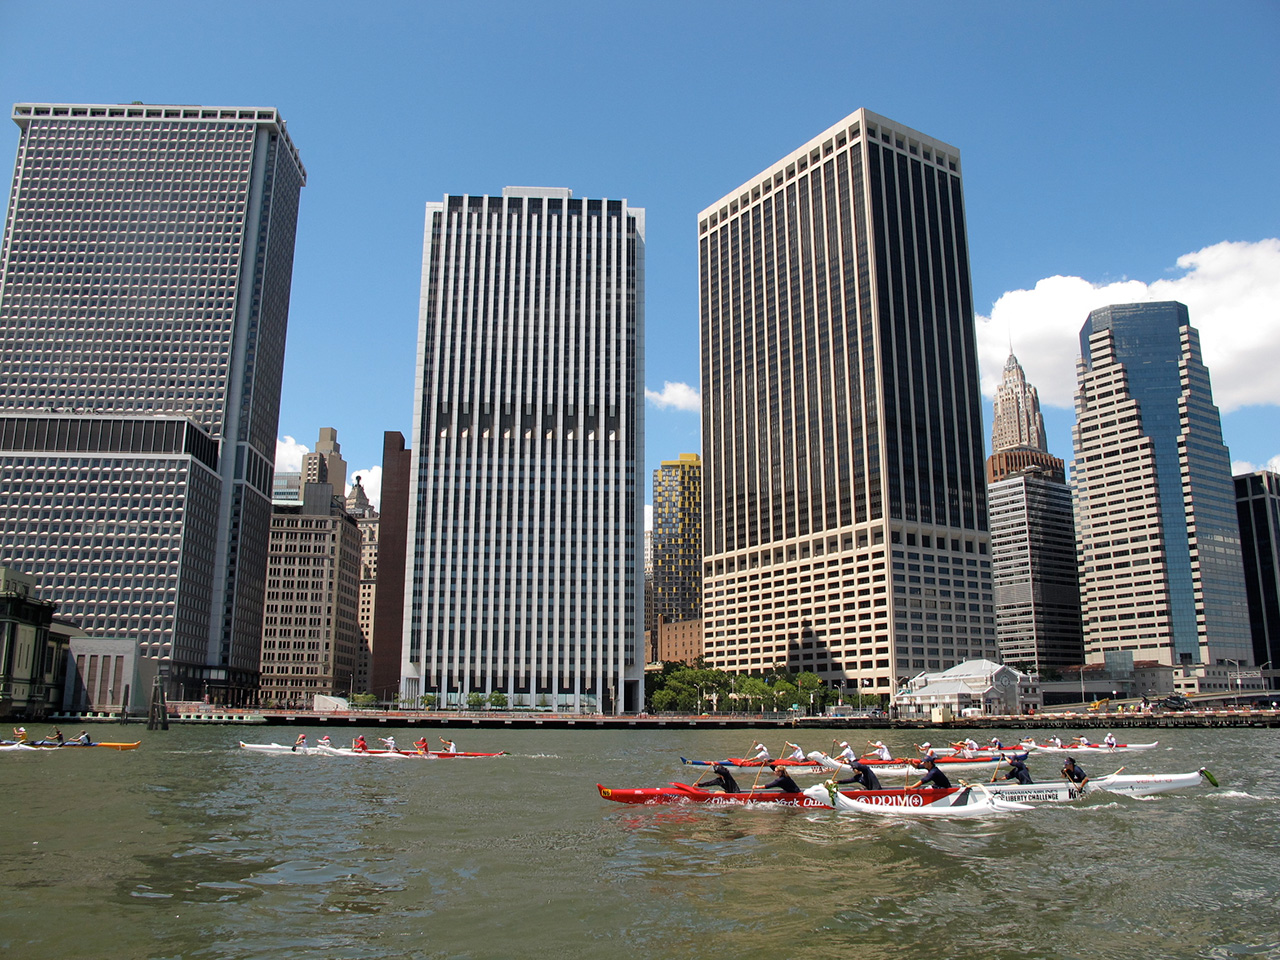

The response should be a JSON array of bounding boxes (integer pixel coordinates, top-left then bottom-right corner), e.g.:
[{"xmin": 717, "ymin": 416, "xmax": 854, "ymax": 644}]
[{"xmin": 1, "ymin": 724, "xmax": 1277, "ymax": 960}]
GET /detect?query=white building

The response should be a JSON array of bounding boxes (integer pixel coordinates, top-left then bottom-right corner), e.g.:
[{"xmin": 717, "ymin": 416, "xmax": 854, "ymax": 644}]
[
  {"xmin": 895, "ymin": 658, "xmax": 1039, "ymax": 717},
  {"xmin": 401, "ymin": 188, "xmax": 645, "ymax": 714}
]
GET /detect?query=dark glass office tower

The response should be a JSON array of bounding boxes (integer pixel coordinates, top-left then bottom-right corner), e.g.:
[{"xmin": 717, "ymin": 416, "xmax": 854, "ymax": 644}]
[
  {"xmin": 1235, "ymin": 470, "xmax": 1280, "ymax": 684},
  {"xmin": 0, "ymin": 103, "xmax": 305, "ymax": 703},
  {"xmin": 651, "ymin": 453, "xmax": 703, "ymax": 624},
  {"xmin": 404, "ymin": 188, "xmax": 645, "ymax": 714},
  {"xmin": 1073, "ymin": 302, "xmax": 1252, "ymax": 687},
  {"xmin": 698, "ymin": 110, "xmax": 994, "ymax": 695}
]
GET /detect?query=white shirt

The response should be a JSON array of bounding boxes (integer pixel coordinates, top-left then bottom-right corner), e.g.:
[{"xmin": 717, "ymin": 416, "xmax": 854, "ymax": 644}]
[
  {"xmin": 752, "ymin": 745, "xmax": 771, "ymax": 761},
  {"xmin": 837, "ymin": 745, "xmax": 856, "ymax": 763},
  {"xmin": 786, "ymin": 745, "xmax": 804, "ymax": 760},
  {"xmin": 873, "ymin": 744, "xmax": 892, "ymax": 761}
]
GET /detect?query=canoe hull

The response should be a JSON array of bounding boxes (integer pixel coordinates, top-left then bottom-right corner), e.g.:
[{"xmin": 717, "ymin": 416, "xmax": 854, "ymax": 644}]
[{"xmin": 597, "ymin": 783, "xmax": 833, "ymax": 807}]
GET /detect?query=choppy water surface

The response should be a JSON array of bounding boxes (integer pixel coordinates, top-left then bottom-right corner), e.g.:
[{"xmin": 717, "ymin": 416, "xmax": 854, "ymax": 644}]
[{"xmin": 1, "ymin": 724, "xmax": 1277, "ymax": 960}]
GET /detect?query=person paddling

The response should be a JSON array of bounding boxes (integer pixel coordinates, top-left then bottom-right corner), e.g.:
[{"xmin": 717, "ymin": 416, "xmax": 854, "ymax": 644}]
[
  {"xmin": 439, "ymin": 737, "xmax": 458, "ymax": 754},
  {"xmin": 1062, "ymin": 756, "xmax": 1089, "ymax": 791},
  {"xmin": 695, "ymin": 763, "xmax": 740, "ymax": 794},
  {"xmin": 911, "ymin": 756, "xmax": 952, "ymax": 790},
  {"xmin": 763, "ymin": 763, "xmax": 802, "ymax": 794},
  {"xmin": 783, "ymin": 741, "xmax": 804, "ymax": 761},
  {"xmin": 749, "ymin": 741, "xmax": 772, "ymax": 762},
  {"xmin": 835, "ymin": 760, "xmax": 883, "ymax": 791},
  {"xmin": 292, "ymin": 733, "xmax": 307, "ymax": 752},
  {"xmin": 1001, "ymin": 755, "xmax": 1034, "ymax": 784},
  {"xmin": 833, "ymin": 740, "xmax": 856, "ymax": 763},
  {"xmin": 867, "ymin": 740, "xmax": 892, "ymax": 761},
  {"xmin": 352, "ymin": 735, "xmax": 369, "ymax": 752}
]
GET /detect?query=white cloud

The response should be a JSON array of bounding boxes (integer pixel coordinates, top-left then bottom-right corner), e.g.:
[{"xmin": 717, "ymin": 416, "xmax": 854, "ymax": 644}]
[
  {"xmin": 346, "ymin": 466, "xmax": 383, "ymax": 512},
  {"xmin": 645, "ymin": 381, "xmax": 701, "ymax": 412},
  {"xmin": 275, "ymin": 435, "xmax": 309, "ymax": 472},
  {"xmin": 1232, "ymin": 456, "xmax": 1280, "ymax": 477},
  {"xmin": 977, "ymin": 238, "xmax": 1280, "ymax": 412}
]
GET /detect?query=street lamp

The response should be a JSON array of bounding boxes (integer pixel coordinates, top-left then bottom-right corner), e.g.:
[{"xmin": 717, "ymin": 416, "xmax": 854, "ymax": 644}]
[{"xmin": 1225, "ymin": 659, "xmax": 1241, "ymax": 708}]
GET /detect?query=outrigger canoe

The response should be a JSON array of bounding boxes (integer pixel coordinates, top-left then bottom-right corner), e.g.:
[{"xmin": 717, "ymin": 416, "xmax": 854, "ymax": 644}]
[
  {"xmin": 807, "ymin": 750, "xmax": 1022, "ymax": 777},
  {"xmin": 314, "ymin": 744, "xmax": 506, "ymax": 759},
  {"xmin": 680, "ymin": 756, "xmax": 827, "ymax": 774},
  {"xmin": 2, "ymin": 739, "xmax": 140, "ymax": 750},
  {"xmin": 803, "ymin": 782, "xmax": 1033, "ymax": 815},
  {"xmin": 1027, "ymin": 740, "xmax": 1159, "ymax": 753},
  {"xmin": 598, "ymin": 768, "xmax": 1216, "ymax": 810},
  {"xmin": 598, "ymin": 782, "xmax": 833, "ymax": 807}
]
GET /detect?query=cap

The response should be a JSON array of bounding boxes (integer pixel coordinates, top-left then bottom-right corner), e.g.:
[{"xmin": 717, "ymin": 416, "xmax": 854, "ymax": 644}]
[
  {"xmin": 873, "ymin": 740, "xmax": 884, "ymax": 747},
  {"xmin": 839, "ymin": 741, "xmax": 849, "ymax": 748},
  {"xmin": 922, "ymin": 756, "xmax": 937, "ymax": 765},
  {"xmin": 1064, "ymin": 756, "xmax": 1075, "ymax": 764},
  {"xmin": 920, "ymin": 742, "xmax": 931, "ymax": 749}
]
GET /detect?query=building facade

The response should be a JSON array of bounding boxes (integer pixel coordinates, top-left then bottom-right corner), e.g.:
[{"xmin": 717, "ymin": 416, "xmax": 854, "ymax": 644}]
[
  {"xmin": 650, "ymin": 453, "xmax": 703, "ymax": 624},
  {"xmin": 1235, "ymin": 470, "xmax": 1280, "ymax": 683},
  {"xmin": 0, "ymin": 103, "xmax": 305, "ymax": 703},
  {"xmin": 985, "ymin": 353, "xmax": 1082, "ymax": 673},
  {"xmin": 699, "ymin": 109, "xmax": 995, "ymax": 695},
  {"xmin": 0, "ymin": 566, "xmax": 62, "ymax": 718},
  {"xmin": 988, "ymin": 470, "xmax": 1084, "ymax": 672},
  {"xmin": 303, "ymin": 427, "xmax": 347, "ymax": 494},
  {"xmin": 346, "ymin": 475, "xmax": 378, "ymax": 695},
  {"xmin": 1072, "ymin": 302, "xmax": 1253, "ymax": 687},
  {"xmin": 260, "ymin": 484, "xmax": 361, "ymax": 706},
  {"xmin": 370, "ymin": 431, "xmax": 410, "ymax": 702},
  {"xmin": 402, "ymin": 187, "xmax": 645, "ymax": 714}
]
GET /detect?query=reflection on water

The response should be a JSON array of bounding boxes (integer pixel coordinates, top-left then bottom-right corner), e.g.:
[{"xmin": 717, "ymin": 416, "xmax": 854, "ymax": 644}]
[{"xmin": 0, "ymin": 725, "xmax": 1277, "ymax": 959}]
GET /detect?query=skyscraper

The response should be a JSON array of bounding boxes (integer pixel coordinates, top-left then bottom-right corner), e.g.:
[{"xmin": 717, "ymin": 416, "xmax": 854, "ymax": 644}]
[
  {"xmin": 345, "ymin": 474, "xmax": 379, "ymax": 695},
  {"xmin": 699, "ymin": 109, "xmax": 995, "ymax": 695},
  {"xmin": 986, "ymin": 353, "xmax": 1064, "ymax": 484},
  {"xmin": 302, "ymin": 426, "xmax": 347, "ymax": 496},
  {"xmin": 0, "ymin": 103, "xmax": 305, "ymax": 703},
  {"xmin": 1072, "ymin": 302, "xmax": 1252, "ymax": 688},
  {"xmin": 986, "ymin": 354, "xmax": 1081, "ymax": 672},
  {"xmin": 402, "ymin": 187, "xmax": 645, "ymax": 714},
  {"xmin": 650, "ymin": 453, "xmax": 703, "ymax": 624},
  {"xmin": 1235, "ymin": 470, "xmax": 1280, "ymax": 683}
]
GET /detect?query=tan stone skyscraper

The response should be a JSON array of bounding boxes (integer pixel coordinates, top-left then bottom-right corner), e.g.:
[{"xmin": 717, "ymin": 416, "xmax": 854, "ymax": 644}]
[{"xmin": 986, "ymin": 353, "xmax": 1064, "ymax": 484}]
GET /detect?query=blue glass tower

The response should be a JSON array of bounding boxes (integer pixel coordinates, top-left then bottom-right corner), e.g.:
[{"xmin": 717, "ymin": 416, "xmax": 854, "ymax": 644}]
[{"xmin": 1073, "ymin": 302, "xmax": 1252, "ymax": 683}]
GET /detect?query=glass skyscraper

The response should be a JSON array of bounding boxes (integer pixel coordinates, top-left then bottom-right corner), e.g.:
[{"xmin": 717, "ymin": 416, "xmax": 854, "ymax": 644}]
[
  {"xmin": 1235, "ymin": 470, "xmax": 1280, "ymax": 684},
  {"xmin": 650, "ymin": 453, "xmax": 703, "ymax": 625},
  {"xmin": 1073, "ymin": 301, "xmax": 1252, "ymax": 685},
  {"xmin": 0, "ymin": 102, "xmax": 305, "ymax": 703},
  {"xmin": 402, "ymin": 187, "xmax": 645, "ymax": 714},
  {"xmin": 699, "ymin": 109, "xmax": 995, "ymax": 694}
]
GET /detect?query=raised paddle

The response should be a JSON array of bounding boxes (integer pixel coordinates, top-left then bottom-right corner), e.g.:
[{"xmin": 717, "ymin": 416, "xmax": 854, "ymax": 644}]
[{"xmin": 989, "ymin": 757, "xmax": 1005, "ymax": 783}]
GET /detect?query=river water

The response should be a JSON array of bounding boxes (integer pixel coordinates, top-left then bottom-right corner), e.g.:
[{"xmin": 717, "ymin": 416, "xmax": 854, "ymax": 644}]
[{"xmin": 1, "ymin": 723, "xmax": 1276, "ymax": 960}]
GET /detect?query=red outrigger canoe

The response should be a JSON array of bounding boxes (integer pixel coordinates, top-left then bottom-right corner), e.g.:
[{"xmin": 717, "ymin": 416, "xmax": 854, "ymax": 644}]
[
  {"xmin": 680, "ymin": 756, "xmax": 827, "ymax": 773},
  {"xmin": 598, "ymin": 782, "xmax": 832, "ymax": 807}
]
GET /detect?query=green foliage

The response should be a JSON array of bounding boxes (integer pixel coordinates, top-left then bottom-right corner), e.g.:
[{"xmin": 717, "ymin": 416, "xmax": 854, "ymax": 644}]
[
  {"xmin": 466, "ymin": 691, "xmax": 488, "ymax": 710},
  {"xmin": 488, "ymin": 691, "xmax": 509, "ymax": 709},
  {"xmin": 420, "ymin": 693, "xmax": 438, "ymax": 710},
  {"xmin": 349, "ymin": 692, "xmax": 378, "ymax": 709}
]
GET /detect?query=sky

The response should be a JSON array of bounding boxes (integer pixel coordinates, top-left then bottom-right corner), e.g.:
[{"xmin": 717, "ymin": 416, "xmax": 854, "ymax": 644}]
[{"xmin": 2, "ymin": 1, "xmax": 1277, "ymax": 512}]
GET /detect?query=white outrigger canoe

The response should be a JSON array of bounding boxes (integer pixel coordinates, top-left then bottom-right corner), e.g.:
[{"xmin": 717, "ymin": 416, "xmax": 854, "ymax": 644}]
[
  {"xmin": 1027, "ymin": 740, "xmax": 1159, "ymax": 753},
  {"xmin": 239, "ymin": 741, "xmax": 333, "ymax": 756},
  {"xmin": 802, "ymin": 781, "xmax": 1034, "ymax": 816},
  {"xmin": 806, "ymin": 750, "xmax": 1014, "ymax": 778}
]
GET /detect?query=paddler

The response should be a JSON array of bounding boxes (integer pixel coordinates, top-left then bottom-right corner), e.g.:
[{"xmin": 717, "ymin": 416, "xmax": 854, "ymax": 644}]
[
  {"xmin": 763, "ymin": 763, "xmax": 802, "ymax": 794},
  {"xmin": 834, "ymin": 760, "xmax": 882, "ymax": 791},
  {"xmin": 379, "ymin": 736, "xmax": 397, "ymax": 751},
  {"xmin": 292, "ymin": 733, "xmax": 307, "ymax": 752},
  {"xmin": 414, "ymin": 737, "xmax": 430, "ymax": 753},
  {"xmin": 1062, "ymin": 756, "xmax": 1089, "ymax": 790},
  {"xmin": 990, "ymin": 737, "xmax": 1007, "ymax": 750},
  {"xmin": 352, "ymin": 735, "xmax": 369, "ymax": 752},
  {"xmin": 834, "ymin": 740, "xmax": 857, "ymax": 764},
  {"xmin": 695, "ymin": 763, "xmax": 740, "ymax": 794},
  {"xmin": 910, "ymin": 756, "xmax": 952, "ymax": 790},
  {"xmin": 71, "ymin": 730, "xmax": 91, "ymax": 745},
  {"xmin": 783, "ymin": 741, "xmax": 804, "ymax": 761},
  {"xmin": 317, "ymin": 736, "xmax": 332, "ymax": 748},
  {"xmin": 1001, "ymin": 755, "xmax": 1034, "ymax": 784},
  {"xmin": 48, "ymin": 727, "xmax": 64, "ymax": 745},
  {"xmin": 867, "ymin": 740, "xmax": 892, "ymax": 762},
  {"xmin": 12, "ymin": 726, "xmax": 27, "ymax": 742},
  {"xmin": 439, "ymin": 737, "xmax": 458, "ymax": 754},
  {"xmin": 1103, "ymin": 732, "xmax": 1118, "ymax": 748},
  {"xmin": 749, "ymin": 741, "xmax": 772, "ymax": 762},
  {"xmin": 916, "ymin": 741, "xmax": 939, "ymax": 760}
]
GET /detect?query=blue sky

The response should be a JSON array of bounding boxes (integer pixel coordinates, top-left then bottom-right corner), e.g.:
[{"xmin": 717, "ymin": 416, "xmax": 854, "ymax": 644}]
[{"xmin": 2, "ymin": 1, "xmax": 1277, "ymax": 509}]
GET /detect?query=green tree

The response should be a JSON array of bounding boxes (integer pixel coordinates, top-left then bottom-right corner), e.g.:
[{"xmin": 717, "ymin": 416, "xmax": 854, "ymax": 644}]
[
  {"xmin": 466, "ymin": 692, "xmax": 488, "ymax": 711},
  {"xmin": 350, "ymin": 692, "xmax": 377, "ymax": 710},
  {"xmin": 772, "ymin": 680, "xmax": 799, "ymax": 712},
  {"xmin": 419, "ymin": 693, "xmax": 438, "ymax": 710},
  {"xmin": 738, "ymin": 676, "xmax": 768, "ymax": 712},
  {"xmin": 488, "ymin": 691, "xmax": 508, "ymax": 709}
]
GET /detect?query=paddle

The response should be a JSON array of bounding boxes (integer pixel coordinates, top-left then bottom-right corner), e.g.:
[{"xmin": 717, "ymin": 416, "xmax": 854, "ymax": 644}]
[{"xmin": 989, "ymin": 757, "xmax": 1004, "ymax": 783}]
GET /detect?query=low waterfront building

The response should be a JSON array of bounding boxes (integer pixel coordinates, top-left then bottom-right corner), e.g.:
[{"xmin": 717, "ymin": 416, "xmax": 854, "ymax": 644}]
[
  {"xmin": 0, "ymin": 566, "xmax": 64, "ymax": 719},
  {"xmin": 62, "ymin": 635, "xmax": 158, "ymax": 716},
  {"xmin": 894, "ymin": 658, "xmax": 1039, "ymax": 717}
]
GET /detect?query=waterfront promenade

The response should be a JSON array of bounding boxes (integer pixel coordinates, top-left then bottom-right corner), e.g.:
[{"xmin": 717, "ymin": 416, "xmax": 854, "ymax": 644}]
[{"xmin": 59, "ymin": 700, "xmax": 1280, "ymax": 731}]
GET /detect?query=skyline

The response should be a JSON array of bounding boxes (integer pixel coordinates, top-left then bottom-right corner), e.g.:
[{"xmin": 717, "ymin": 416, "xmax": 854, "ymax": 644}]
[{"xmin": 2, "ymin": 2, "xmax": 1277, "ymax": 512}]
